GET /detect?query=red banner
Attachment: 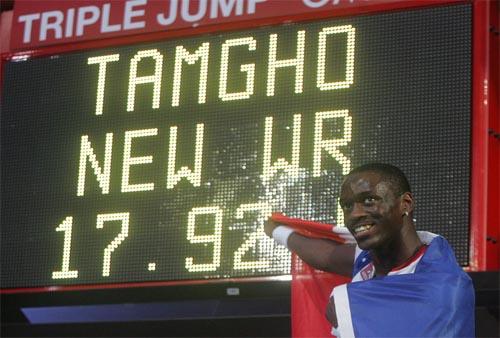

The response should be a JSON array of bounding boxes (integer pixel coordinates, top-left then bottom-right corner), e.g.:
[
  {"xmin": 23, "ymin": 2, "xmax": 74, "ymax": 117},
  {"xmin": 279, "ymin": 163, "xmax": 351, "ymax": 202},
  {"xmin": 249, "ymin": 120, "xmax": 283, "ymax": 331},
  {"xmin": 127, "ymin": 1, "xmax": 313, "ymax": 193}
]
[
  {"xmin": 291, "ymin": 255, "xmax": 350, "ymax": 337},
  {"xmin": 11, "ymin": 0, "xmax": 402, "ymax": 50}
]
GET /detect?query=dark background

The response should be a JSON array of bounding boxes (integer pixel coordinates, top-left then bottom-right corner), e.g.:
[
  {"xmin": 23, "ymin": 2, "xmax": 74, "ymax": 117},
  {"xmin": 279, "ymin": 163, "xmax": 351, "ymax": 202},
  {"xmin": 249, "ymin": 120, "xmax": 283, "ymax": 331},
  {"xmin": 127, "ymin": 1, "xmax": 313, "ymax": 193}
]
[
  {"xmin": 1, "ymin": 4, "xmax": 472, "ymax": 289},
  {"xmin": 1, "ymin": 273, "xmax": 499, "ymax": 337},
  {"xmin": 2, "ymin": 3, "xmax": 498, "ymax": 338}
]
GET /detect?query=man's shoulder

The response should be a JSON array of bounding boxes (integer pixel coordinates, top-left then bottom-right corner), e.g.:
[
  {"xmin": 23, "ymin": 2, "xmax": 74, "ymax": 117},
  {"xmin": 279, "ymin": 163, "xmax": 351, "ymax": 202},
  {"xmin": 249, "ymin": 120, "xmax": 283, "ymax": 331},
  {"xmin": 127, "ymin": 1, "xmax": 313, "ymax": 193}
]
[
  {"xmin": 417, "ymin": 234, "xmax": 471, "ymax": 279},
  {"xmin": 352, "ymin": 232, "xmax": 468, "ymax": 278}
]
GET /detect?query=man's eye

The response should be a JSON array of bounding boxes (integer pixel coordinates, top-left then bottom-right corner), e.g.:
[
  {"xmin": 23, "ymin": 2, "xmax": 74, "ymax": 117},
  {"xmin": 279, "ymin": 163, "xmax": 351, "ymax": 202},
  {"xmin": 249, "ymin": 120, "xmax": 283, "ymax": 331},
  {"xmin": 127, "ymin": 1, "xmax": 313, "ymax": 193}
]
[
  {"xmin": 340, "ymin": 202, "xmax": 352, "ymax": 210},
  {"xmin": 363, "ymin": 197, "xmax": 376, "ymax": 205}
]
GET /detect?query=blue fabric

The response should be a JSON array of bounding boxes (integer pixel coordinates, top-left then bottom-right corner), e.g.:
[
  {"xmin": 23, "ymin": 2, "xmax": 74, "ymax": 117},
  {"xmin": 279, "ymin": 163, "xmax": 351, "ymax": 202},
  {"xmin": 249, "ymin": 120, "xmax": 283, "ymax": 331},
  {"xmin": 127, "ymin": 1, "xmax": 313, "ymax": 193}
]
[
  {"xmin": 347, "ymin": 236, "xmax": 475, "ymax": 337},
  {"xmin": 353, "ymin": 250, "xmax": 372, "ymax": 276}
]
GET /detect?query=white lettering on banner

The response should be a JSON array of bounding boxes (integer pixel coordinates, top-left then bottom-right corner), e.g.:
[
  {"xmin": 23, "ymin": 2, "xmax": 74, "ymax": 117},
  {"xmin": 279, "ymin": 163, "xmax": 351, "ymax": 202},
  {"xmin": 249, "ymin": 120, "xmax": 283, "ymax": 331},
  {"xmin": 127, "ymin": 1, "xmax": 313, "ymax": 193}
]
[
  {"xmin": 123, "ymin": 0, "xmax": 147, "ymax": 30},
  {"xmin": 157, "ymin": 0, "xmax": 259, "ymax": 26},
  {"xmin": 18, "ymin": 13, "xmax": 40, "ymax": 43},
  {"xmin": 40, "ymin": 11, "xmax": 63, "ymax": 41},
  {"xmin": 13, "ymin": 0, "xmax": 370, "ymax": 47},
  {"xmin": 182, "ymin": 0, "xmax": 208, "ymax": 22},
  {"xmin": 302, "ymin": 0, "xmax": 330, "ymax": 8},
  {"xmin": 65, "ymin": 9, "xmax": 75, "ymax": 37},
  {"xmin": 101, "ymin": 4, "xmax": 122, "ymax": 33},
  {"xmin": 17, "ymin": 0, "xmax": 147, "ymax": 44},
  {"xmin": 303, "ymin": 0, "xmax": 356, "ymax": 8},
  {"xmin": 76, "ymin": 6, "xmax": 100, "ymax": 37},
  {"xmin": 211, "ymin": 0, "xmax": 244, "ymax": 19},
  {"xmin": 157, "ymin": 0, "xmax": 179, "ymax": 26}
]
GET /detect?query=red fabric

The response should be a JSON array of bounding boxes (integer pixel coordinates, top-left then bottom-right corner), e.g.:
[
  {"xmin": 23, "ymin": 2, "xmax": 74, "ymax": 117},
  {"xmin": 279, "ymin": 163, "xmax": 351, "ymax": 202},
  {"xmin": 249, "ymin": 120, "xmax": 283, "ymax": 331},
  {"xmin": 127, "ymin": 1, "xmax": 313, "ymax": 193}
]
[
  {"xmin": 291, "ymin": 254, "xmax": 351, "ymax": 338},
  {"xmin": 270, "ymin": 213, "xmax": 346, "ymax": 243},
  {"xmin": 270, "ymin": 213, "xmax": 351, "ymax": 337}
]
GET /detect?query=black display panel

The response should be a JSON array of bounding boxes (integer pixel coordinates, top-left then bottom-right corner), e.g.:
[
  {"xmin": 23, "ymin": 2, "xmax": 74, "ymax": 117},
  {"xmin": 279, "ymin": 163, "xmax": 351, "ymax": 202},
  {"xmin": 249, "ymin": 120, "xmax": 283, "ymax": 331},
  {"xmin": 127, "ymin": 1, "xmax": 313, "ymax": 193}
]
[{"xmin": 1, "ymin": 4, "xmax": 471, "ymax": 289}]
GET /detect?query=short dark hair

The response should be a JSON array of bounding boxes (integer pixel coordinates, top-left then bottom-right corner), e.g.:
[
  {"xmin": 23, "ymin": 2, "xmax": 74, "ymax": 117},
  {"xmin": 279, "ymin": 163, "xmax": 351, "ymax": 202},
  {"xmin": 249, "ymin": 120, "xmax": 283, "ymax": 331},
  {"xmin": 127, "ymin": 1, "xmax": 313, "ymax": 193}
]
[{"xmin": 347, "ymin": 163, "xmax": 411, "ymax": 195}]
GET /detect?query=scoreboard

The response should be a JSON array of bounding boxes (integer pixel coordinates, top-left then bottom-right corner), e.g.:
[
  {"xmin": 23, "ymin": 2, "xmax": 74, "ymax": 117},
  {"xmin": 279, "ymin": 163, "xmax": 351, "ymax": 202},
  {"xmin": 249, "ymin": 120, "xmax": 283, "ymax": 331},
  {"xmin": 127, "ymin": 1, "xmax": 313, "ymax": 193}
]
[{"xmin": 0, "ymin": 1, "xmax": 488, "ymax": 292}]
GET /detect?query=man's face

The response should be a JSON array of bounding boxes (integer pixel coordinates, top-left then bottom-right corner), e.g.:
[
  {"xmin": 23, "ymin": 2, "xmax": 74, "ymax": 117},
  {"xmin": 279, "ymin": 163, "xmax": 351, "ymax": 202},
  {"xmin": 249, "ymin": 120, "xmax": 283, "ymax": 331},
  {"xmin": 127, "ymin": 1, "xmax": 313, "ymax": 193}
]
[{"xmin": 339, "ymin": 171, "xmax": 403, "ymax": 251}]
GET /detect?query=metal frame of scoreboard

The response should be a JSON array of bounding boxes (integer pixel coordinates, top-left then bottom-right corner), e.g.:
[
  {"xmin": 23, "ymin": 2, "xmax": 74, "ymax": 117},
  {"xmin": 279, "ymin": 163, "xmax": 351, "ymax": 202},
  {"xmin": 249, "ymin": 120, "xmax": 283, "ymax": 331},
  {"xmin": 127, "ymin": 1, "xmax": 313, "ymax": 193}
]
[{"xmin": 0, "ymin": 0, "xmax": 498, "ymax": 297}]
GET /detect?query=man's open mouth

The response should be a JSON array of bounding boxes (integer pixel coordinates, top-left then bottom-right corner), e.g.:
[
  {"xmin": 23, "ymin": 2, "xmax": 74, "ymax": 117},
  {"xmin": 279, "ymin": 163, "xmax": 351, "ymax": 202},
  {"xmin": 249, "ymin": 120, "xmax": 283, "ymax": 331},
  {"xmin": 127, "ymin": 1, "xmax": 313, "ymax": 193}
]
[{"xmin": 353, "ymin": 224, "xmax": 374, "ymax": 235}]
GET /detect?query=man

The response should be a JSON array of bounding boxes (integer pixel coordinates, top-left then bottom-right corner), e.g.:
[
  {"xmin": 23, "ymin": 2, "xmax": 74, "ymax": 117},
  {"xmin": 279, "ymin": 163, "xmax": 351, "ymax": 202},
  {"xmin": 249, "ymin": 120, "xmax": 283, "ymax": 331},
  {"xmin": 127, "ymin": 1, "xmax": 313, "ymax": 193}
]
[{"xmin": 265, "ymin": 163, "xmax": 475, "ymax": 337}]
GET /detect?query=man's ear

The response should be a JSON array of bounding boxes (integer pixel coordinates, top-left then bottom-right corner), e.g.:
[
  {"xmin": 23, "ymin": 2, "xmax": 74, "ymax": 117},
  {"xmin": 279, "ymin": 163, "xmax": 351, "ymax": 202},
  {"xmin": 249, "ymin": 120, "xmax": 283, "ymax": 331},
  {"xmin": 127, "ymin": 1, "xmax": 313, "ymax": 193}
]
[{"xmin": 400, "ymin": 192, "xmax": 414, "ymax": 215}]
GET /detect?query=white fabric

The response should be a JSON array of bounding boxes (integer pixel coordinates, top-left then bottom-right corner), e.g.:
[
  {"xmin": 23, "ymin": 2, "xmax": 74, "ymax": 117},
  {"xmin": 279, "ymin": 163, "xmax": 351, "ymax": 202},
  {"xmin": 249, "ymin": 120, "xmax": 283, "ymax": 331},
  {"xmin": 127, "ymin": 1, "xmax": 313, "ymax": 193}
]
[
  {"xmin": 331, "ymin": 226, "xmax": 356, "ymax": 244},
  {"xmin": 353, "ymin": 245, "xmax": 363, "ymax": 262},
  {"xmin": 272, "ymin": 225, "xmax": 294, "ymax": 248},
  {"xmin": 332, "ymin": 284, "xmax": 355, "ymax": 338},
  {"xmin": 416, "ymin": 231, "xmax": 438, "ymax": 245}
]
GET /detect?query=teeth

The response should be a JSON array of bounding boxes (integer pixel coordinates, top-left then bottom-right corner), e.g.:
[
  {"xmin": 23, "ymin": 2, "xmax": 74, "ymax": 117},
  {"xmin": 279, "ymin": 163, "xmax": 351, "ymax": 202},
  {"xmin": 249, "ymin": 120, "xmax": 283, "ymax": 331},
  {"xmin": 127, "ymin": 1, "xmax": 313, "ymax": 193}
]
[{"xmin": 354, "ymin": 224, "xmax": 373, "ymax": 234}]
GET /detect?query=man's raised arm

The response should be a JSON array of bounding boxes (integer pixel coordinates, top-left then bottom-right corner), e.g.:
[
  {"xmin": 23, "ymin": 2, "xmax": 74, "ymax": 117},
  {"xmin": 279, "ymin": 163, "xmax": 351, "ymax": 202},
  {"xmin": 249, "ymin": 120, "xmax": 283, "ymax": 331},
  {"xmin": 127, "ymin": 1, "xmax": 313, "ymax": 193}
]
[{"xmin": 264, "ymin": 219, "xmax": 356, "ymax": 277}]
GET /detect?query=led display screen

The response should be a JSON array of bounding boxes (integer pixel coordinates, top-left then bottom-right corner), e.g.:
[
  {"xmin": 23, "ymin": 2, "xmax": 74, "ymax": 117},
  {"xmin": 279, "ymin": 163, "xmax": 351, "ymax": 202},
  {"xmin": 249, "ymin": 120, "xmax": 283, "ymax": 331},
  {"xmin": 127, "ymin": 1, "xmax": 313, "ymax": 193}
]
[{"xmin": 1, "ymin": 4, "xmax": 471, "ymax": 289}]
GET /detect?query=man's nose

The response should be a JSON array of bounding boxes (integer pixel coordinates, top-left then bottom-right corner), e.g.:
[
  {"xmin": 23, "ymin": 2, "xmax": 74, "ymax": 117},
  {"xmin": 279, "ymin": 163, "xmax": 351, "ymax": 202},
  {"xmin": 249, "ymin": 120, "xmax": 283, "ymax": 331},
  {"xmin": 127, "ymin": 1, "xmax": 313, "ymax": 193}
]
[{"xmin": 349, "ymin": 202, "xmax": 368, "ymax": 218}]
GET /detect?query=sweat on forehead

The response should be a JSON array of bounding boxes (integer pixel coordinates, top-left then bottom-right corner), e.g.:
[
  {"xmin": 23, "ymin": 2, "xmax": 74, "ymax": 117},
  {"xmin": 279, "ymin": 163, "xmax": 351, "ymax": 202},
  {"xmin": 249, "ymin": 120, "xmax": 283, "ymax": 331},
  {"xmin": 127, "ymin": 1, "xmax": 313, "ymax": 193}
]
[
  {"xmin": 343, "ymin": 171, "xmax": 385, "ymax": 187},
  {"xmin": 340, "ymin": 173, "xmax": 399, "ymax": 203},
  {"xmin": 343, "ymin": 163, "xmax": 412, "ymax": 195}
]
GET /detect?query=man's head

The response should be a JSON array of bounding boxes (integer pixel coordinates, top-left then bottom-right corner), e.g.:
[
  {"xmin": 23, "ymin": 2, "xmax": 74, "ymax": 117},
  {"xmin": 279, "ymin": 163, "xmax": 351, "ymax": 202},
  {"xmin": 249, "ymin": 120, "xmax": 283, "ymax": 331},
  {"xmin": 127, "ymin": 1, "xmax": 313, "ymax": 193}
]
[
  {"xmin": 339, "ymin": 163, "xmax": 415, "ymax": 251},
  {"xmin": 346, "ymin": 163, "xmax": 412, "ymax": 196}
]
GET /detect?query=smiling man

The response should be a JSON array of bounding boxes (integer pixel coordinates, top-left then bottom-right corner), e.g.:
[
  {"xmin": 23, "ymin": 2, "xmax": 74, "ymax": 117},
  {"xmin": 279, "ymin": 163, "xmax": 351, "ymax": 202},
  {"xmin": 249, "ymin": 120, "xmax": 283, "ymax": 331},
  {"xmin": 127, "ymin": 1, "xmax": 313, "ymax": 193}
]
[{"xmin": 264, "ymin": 163, "xmax": 475, "ymax": 337}]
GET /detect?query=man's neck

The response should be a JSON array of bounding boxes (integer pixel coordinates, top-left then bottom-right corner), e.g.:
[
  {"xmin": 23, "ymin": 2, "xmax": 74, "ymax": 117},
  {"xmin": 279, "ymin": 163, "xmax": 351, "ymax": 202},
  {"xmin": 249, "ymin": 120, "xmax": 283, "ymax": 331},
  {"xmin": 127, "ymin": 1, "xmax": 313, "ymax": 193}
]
[{"xmin": 371, "ymin": 226, "xmax": 423, "ymax": 276}]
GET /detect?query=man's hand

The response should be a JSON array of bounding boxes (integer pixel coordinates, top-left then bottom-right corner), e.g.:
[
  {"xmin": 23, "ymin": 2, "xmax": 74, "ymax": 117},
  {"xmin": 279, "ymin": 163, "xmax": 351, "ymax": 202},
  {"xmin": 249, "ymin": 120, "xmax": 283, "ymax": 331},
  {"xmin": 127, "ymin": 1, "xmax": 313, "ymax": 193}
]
[
  {"xmin": 264, "ymin": 218, "xmax": 279, "ymax": 238},
  {"xmin": 264, "ymin": 214, "xmax": 356, "ymax": 277},
  {"xmin": 326, "ymin": 296, "xmax": 338, "ymax": 328}
]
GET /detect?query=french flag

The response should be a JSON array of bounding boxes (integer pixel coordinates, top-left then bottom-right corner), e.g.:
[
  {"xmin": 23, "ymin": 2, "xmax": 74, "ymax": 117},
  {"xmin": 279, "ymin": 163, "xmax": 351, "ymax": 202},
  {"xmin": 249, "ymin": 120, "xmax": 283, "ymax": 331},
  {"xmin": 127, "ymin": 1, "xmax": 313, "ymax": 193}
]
[{"xmin": 272, "ymin": 214, "xmax": 475, "ymax": 337}]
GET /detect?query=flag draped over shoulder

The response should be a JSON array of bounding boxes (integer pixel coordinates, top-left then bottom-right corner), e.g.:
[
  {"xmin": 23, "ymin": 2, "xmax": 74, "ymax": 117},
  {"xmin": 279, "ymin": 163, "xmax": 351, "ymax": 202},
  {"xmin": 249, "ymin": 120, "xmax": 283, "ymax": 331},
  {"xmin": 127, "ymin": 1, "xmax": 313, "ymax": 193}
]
[
  {"xmin": 271, "ymin": 214, "xmax": 475, "ymax": 338},
  {"xmin": 333, "ymin": 235, "xmax": 475, "ymax": 338}
]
